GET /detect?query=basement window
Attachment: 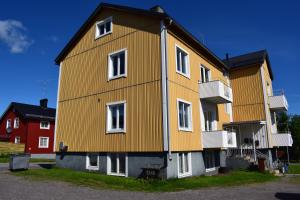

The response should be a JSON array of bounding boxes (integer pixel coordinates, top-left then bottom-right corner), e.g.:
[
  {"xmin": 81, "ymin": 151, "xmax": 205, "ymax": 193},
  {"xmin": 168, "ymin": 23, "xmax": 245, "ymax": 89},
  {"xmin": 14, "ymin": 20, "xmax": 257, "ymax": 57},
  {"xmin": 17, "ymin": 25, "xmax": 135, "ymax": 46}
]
[
  {"xmin": 40, "ymin": 121, "xmax": 50, "ymax": 129},
  {"xmin": 106, "ymin": 101, "xmax": 126, "ymax": 133},
  {"xmin": 175, "ymin": 45, "xmax": 190, "ymax": 78},
  {"xmin": 14, "ymin": 136, "xmax": 21, "ymax": 144},
  {"xmin": 108, "ymin": 153, "xmax": 126, "ymax": 176},
  {"xmin": 95, "ymin": 17, "xmax": 112, "ymax": 39},
  {"xmin": 38, "ymin": 137, "xmax": 49, "ymax": 148},
  {"xmin": 86, "ymin": 153, "xmax": 99, "ymax": 170},
  {"xmin": 177, "ymin": 99, "xmax": 193, "ymax": 132},
  {"xmin": 108, "ymin": 49, "xmax": 127, "ymax": 80},
  {"xmin": 178, "ymin": 152, "xmax": 191, "ymax": 178}
]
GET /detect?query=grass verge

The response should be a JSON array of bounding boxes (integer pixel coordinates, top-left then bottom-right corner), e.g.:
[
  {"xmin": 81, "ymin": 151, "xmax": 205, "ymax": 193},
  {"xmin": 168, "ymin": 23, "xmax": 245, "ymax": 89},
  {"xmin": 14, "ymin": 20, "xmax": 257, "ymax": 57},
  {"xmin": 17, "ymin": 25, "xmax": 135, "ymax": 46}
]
[
  {"xmin": 14, "ymin": 168, "xmax": 278, "ymax": 192},
  {"xmin": 288, "ymin": 164, "xmax": 300, "ymax": 174},
  {"xmin": 0, "ymin": 154, "xmax": 55, "ymax": 163}
]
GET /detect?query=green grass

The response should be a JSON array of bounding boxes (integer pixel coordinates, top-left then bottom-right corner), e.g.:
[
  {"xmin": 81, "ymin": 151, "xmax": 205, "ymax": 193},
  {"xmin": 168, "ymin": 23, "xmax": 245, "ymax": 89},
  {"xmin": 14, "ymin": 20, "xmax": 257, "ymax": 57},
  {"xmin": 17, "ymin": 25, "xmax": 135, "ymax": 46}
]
[
  {"xmin": 14, "ymin": 168, "xmax": 278, "ymax": 192},
  {"xmin": 288, "ymin": 164, "xmax": 300, "ymax": 174}
]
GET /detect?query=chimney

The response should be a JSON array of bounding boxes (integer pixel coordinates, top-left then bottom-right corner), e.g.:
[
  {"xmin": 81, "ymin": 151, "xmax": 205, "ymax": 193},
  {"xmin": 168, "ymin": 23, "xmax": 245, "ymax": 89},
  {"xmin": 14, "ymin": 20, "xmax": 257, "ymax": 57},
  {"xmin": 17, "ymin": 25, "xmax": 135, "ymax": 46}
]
[
  {"xmin": 150, "ymin": 5, "xmax": 165, "ymax": 13},
  {"xmin": 40, "ymin": 98, "xmax": 48, "ymax": 109}
]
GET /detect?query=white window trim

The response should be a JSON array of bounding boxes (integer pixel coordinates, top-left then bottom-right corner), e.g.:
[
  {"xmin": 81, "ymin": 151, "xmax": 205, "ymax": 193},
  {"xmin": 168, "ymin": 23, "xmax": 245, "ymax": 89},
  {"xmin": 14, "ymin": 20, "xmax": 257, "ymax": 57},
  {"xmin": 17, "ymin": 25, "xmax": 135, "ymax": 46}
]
[
  {"xmin": 200, "ymin": 64, "xmax": 211, "ymax": 83},
  {"xmin": 40, "ymin": 121, "xmax": 50, "ymax": 130},
  {"xmin": 107, "ymin": 153, "xmax": 128, "ymax": 177},
  {"xmin": 86, "ymin": 153, "xmax": 100, "ymax": 171},
  {"xmin": 107, "ymin": 48, "xmax": 128, "ymax": 81},
  {"xmin": 95, "ymin": 16, "xmax": 113, "ymax": 39},
  {"xmin": 6, "ymin": 119, "xmax": 11, "ymax": 129},
  {"xmin": 13, "ymin": 118, "xmax": 19, "ymax": 129},
  {"xmin": 177, "ymin": 152, "xmax": 192, "ymax": 178},
  {"xmin": 205, "ymin": 167, "xmax": 216, "ymax": 172},
  {"xmin": 175, "ymin": 44, "xmax": 190, "ymax": 79},
  {"xmin": 106, "ymin": 101, "xmax": 126, "ymax": 133},
  {"xmin": 14, "ymin": 136, "xmax": 20, "ymax": 144},
  {"xmin": 38, "ymin": 137, "xmax": 49, "ymax": 148},
  {"xmin": 176, "ymin": 98, "xmax": 193, "ymax": 132}
]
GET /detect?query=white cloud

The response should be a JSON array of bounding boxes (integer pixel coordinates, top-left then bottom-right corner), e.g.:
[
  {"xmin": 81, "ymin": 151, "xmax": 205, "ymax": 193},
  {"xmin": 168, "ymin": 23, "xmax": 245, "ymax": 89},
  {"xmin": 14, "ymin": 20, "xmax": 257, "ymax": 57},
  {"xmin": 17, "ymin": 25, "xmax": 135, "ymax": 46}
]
[
  {"xmin": 49, "ymin": 35, "xmax": 59, "ymax": 43},
  {"xmin": 0, "ymin": 19, "xmax": 33, "ymax": 53}
]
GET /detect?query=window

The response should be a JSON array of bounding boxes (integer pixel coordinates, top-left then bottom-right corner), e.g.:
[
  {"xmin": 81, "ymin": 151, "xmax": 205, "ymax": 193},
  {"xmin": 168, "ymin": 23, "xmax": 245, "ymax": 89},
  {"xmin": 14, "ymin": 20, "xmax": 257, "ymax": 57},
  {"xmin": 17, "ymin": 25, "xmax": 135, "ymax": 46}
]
[
  {"xmin": 108, "ymin": 49, "xmax": 127, "ymax": 80},
  {"xmin": 177, "ymin": 99, "xmax": 192, "ymax": 131},
  {"xmin": 86, "ymin": 153, "xmax": 99, "ymax": 170},
  {"xmin": 40, "ymin": 121, "xmax": 50, "ymax": 129},
  {"xmin": 38, "ymin": 137, "xmax": 49, "ymax": 148},
  {"xmin": 6, "ymin": 119, "xmax": 11, "ymax": 129},
  {"xmin": 14, "ymin": 136, "xmax": 21, "ymax": 144},
  {"xmin": 200, "ymin": 65, "xmax": 210, "ymax": 83},
  {"xmin": 204, "ymin": 111, "xmax": 213, "ymax": 131},
  {"xmin": 175, "ymin": 45, "xmax": 190, "ymax": 78},
  {"xmin": 106, "ymin": 101, "xmax": 126, "ymax": 133},
  {"xmin": 14, "ymin": 118, "xmax": 19, "ymax": 129},
  {"xmin": 107, "ymin": 153, "xmax": 126, "ymax": 176},
  {"xmin": 225, "ymin": 103, "xmax": 231, "ymax": 114},
  {"xmin": 178, "ymin": 152, "xmax": 191, "ymax": 177},
  {"xmin": 95, "ymin": 17, "xmax": 112, "ymax": 39},
  {"xmin": 204, "ymin": 151, "xmax": 220, "ymax": 172}
]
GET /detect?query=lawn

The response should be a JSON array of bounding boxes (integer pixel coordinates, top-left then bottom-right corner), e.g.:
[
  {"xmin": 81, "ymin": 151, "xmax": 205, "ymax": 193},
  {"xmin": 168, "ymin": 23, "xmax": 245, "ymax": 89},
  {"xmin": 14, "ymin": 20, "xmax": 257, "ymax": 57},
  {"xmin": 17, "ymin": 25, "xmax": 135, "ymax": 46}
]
[
  {"xmin": 14, "ymin": 168, "xmax": 278, "ymax": 192},
  {"xmin": 288, "ymin": 164, "xmax": 300, "ymax": 174}
]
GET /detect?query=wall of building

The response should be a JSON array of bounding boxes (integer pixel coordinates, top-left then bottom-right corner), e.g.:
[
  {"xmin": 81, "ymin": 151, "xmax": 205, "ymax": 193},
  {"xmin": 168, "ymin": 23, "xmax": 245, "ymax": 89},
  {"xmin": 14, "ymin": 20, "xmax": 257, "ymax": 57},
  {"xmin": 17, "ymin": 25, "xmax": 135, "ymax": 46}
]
[
  {"xmin": 55, "ymin": 8, "xmax": 163, "ymax": 152},
  {"xmin": 166, "ymin": 31, "xmax": 230, "ymax": 151},
  {"xmin": 230, "ymin": 65, "xmax": 266, "ymax": 122}
]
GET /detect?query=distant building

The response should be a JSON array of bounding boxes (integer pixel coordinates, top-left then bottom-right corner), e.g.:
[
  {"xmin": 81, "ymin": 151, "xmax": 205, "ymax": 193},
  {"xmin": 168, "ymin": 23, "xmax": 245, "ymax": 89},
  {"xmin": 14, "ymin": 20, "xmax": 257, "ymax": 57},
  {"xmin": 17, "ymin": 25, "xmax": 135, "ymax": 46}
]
[{"xmin": 0, "ymin": 99, "xmax": 56, "ymax": 158}]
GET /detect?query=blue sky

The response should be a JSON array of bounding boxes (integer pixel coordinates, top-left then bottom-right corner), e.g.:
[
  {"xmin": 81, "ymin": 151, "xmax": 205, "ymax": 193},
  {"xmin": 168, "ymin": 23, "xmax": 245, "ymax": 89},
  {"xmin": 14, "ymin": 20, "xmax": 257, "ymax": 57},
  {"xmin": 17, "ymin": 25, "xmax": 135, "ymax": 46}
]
[{"xmin": 0, "ymin": 0, "xmax": 299, "ymax": 114}]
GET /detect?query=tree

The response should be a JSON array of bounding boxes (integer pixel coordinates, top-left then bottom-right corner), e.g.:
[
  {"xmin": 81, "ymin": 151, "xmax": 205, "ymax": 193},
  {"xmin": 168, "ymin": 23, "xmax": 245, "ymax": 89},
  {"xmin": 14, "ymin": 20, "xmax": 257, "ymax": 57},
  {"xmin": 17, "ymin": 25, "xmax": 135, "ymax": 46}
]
[{"xmin": 289, "ymin": 115, "xmax": 300, "ymax": 161}]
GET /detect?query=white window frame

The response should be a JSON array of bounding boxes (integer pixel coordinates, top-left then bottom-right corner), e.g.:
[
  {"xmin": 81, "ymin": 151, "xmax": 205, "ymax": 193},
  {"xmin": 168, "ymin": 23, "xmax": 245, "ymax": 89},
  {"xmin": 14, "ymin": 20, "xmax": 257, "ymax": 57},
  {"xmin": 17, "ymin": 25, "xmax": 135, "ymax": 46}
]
[
  {"xmin": 200, "ymin": 65, "xmax": 211, "ymax": 83},
  {"xmin": 6, "ymin": 119, "xmax": 11, "ymax": 129},
  {"xmin": 86, "ymin": 153, "xmax": 100, "ymax": 171},
  {"xmin": 13, "ymin": 117, "xmax": 19, "ymax": 129},
  {"xmin": 95, "ymin": 16, "xmax": 113, "ymax": 39},
  {"xmin": 177, "ymin": 152, "xmax": 192, "ymax": 178},
  {"xmin": 107, "ymin": 153, "xmax": 128, "ymax": 177},
  {"xmin": 107, "ymin": 48, "xmax": 128, "ymax": 81},
  {"xmin": 40, "ymin": 121, "xmax": 50, "ymax": 129},
  {"xmin": 177, "ymin": 98, "xmax": 193, "ymax": 132},
  {"xmin": 225, "ymin": 103, "xmax": 231, "ymax": 115},
  {"xmin": 175, "ymin": 44, "xmax": 190, "ymax": 79},
  {"xmin": 106, "ymin": 101, "xmax": 126, "ymax": 133},
  {"xmin": 204, "ymin": 151, "xmax": 216, "ymax": 172},
  {"xmin": 14, "ymin": 136, "xmax": 21, "ymax": 144},
  {"xmin": 38, "ymin": 137, "xmax": 49, "ymax": 148}
]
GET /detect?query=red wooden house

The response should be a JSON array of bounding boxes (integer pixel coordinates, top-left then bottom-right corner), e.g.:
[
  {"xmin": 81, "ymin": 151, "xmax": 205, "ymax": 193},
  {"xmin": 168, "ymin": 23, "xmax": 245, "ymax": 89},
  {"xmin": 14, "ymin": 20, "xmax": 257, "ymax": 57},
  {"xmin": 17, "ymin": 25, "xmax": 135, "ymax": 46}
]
[{"xmin": 0, "ymin": 99, "xmax": 56, "ymax": 158}]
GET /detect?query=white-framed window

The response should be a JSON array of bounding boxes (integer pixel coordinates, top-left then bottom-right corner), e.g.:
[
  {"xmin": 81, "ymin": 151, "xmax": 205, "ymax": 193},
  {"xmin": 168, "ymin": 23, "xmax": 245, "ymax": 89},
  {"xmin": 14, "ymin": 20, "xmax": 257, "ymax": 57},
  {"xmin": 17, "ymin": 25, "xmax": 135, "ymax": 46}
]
[
  {"xmin": 225, "ymin": 103, "xmax": 231, "ymax": 114},
  {"xmin": 86, "ymin": 153, "xmax": 99, "ymax": 170},
  {"xmin": 38, "ymin": 137, "xmax": 49, "ymax": 148},
  {"xmin": 14, "ymin": 136, "xmax": 21, "ymax": 144},
  {"xmin": 14, "ymin": 118, "xmax": 19, "ymax": 129},
  {"xmin": 6, "ymin": 119, "xmax": 11, "ymax": 129},
  {"xmin": 175, "ymin": 44, "xmax": 190, "ymax": 78},
  {"xmin": 95, "ymin": 16, "xmax": 112, "ymax": 39},
  {"xmin": 204, "ymin": 151, "xmax": 217, "ymax": 172},
  {"xmin": 107, "ymin": 153, "xmax": 127, "ymax": 176},
  {"xmin": 40, "ymin": 121, "xmax": 50, "ymax": 129},
  {"xmin": 178, "ymin": 152, "xmax": 192, "ymax": 178},
  {"xmin": 106, "ymin": 101, "xmax": 126, "ymax": 133},
  {"xmin": 204, "ymin": 111, "xmax": 213, "ymax": 131},
  {"xmin": 177, "ymin": 99, "xmax": 193, "ymax": 132},
  {"xmin": 200, "ymin": 65, "xmax": 211, "ymax": 83},
  {"xmin": 108, "ymin": 48, "xmax": 127, "ymax": 80}
]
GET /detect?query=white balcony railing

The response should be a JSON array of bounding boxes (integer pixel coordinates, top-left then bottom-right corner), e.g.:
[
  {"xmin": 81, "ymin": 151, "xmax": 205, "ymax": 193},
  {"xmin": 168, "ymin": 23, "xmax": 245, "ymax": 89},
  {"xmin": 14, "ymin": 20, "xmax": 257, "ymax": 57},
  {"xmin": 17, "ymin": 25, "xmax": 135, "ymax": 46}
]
[
  {"xmin": 203, "ymin": 130, "xmax": 237, "ymax": 148},
  {"xmin": 269, "ymin": 91, "xmax": 288, "ymax": 111},
  {"xmin": 199, "ymin": 80, "xmax": 232, "ymax": 104},
  {"xmin": 272, "ymin": 132, "xmax": 293, "ymax": 147}
]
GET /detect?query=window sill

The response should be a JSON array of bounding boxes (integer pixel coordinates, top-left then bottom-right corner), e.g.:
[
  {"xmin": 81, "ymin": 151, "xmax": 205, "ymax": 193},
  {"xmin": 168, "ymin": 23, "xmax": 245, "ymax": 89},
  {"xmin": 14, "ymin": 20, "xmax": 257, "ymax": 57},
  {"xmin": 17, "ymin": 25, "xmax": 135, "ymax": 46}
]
[
  {"xmin": 178, "ymin": 128, "xmax": 193, "ymax": 132},
  {"xmin": 108, "ymin": 74, "xmax": 127, "ymax": 81},
  {"xmin": 178, "ymin": 172, "xmax": 192, "ymax": 178},
  {"xmin": 38, "ymin": 147, "xmax": 49, "ymax": 149},
  {"xmin": 95, "ymin": 31, "xmax": 112, "ymax": 40},
  {"xmin": 40, "ymin": 127, "xmax": 50, "ymax": 130},
  {"xmin": 106, "ymin": 129, "xmax": 126, "ymax": 134},
  {"xmin": 205, "ymin": 167, "xmax": 216, "ymax": 172},
  {"xmin": 176, "ymin": 70, "xmax": 190, "ymax": 79},
  {"xmin": 108, "ymin": 172, "xmax": 126, "ymax": 177},
  {"xmin": 87, "ymin": 167, "xmax": 99, "ymax": 171}
]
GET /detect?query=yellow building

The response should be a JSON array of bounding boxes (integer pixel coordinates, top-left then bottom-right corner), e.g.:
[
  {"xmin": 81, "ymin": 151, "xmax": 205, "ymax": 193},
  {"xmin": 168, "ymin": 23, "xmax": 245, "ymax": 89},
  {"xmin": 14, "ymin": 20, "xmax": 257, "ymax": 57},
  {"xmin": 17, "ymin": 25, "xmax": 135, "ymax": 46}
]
[
  {"xmin": 54, "ymin": 3, "xmax": 237, "ymax": 178},
  {"xmin": 224, "ymin": 50, "xmax": 292, "ymax": 168}
]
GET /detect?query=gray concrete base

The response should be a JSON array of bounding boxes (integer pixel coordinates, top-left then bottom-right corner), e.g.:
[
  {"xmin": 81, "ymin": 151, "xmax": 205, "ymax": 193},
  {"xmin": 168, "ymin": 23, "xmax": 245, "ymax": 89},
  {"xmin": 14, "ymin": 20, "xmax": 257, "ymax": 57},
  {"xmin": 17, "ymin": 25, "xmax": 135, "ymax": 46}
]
[{"xmin": 31, "ymin": 154, "xmax": 55, "ymax": 159}]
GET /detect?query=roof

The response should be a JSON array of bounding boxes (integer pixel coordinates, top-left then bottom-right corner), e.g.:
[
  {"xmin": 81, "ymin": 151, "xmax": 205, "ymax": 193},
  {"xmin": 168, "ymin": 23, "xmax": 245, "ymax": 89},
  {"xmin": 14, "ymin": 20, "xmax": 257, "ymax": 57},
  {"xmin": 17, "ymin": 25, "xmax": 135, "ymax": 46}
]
[
  {"xmin": 223, "ymin": 50, "xmax": 274, "ymax": 80},
  {"xmin": 54, "ymin": 2, "xmax": 228, "ymax": 70},
  {"xmin": 0, "ymin": 102, "xmax": 56, "ymax": 122}
]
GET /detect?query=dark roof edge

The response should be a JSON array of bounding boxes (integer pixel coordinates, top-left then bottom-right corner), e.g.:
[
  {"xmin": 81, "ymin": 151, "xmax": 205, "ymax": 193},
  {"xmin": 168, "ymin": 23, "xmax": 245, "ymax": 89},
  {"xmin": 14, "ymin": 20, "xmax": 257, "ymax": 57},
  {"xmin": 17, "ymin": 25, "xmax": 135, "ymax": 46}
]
[{"xmin": 54, "ymin": 2, "xmax": 228, "ymax": 70}]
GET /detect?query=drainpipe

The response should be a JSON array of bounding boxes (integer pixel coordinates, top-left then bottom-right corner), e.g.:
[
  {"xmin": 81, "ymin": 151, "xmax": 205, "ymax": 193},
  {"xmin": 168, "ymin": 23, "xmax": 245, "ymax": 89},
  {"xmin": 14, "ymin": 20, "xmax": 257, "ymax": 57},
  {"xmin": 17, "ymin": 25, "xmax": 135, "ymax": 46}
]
[
  {"xmin": 160, "ymin": 18, "xmax": 172, "ymax": 161},
  {"xmin": 252, "ymin": 124, "xmax": 257, "ymax": 162}
]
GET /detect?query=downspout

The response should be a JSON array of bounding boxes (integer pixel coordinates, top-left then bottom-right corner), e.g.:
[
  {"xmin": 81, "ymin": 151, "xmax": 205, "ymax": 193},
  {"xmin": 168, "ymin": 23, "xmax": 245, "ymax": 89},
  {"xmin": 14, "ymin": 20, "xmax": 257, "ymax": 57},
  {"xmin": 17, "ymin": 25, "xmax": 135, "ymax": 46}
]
[{"xmin": 160, "ymin": 19, "xmax": 172, "ymax": 160}]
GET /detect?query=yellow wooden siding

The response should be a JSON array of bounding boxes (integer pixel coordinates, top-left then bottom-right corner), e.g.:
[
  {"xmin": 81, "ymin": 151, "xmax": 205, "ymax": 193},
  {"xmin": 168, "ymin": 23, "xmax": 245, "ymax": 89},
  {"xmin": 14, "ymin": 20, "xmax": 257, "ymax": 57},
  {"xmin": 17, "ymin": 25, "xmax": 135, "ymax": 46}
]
[
  {"xmin": 166, "ymin": 31, "xmax": 230, "ymax": 151},
  {"xmin": 56, "ymin": 9, "xmax": 163, "ymax": 152},
  {"xmin": 230, "ymin": 65, "xmax": 266, "ymax": 122},
  {"xmin": 55, "ymin": 81, "xmax": 163, "ymax": 152}
]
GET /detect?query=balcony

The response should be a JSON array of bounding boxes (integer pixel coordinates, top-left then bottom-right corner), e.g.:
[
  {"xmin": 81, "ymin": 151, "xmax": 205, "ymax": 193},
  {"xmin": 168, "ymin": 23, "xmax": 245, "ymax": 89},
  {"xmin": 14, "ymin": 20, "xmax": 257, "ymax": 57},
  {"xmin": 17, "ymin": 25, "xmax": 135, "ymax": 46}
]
[
  {"xmin": 199, "ymin": 80, "xmax": 232, "ymax": 104},
  {"xmin": 272, "ymin": 132, "xmax": 293, "ymax": 147},
  {"xmin": 269, "ymin": 91, "xmax": 288, "ymax": 111},
  {"xmin": 203, "ymin": 130, "xmax": 237, "ymax": 148}
]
